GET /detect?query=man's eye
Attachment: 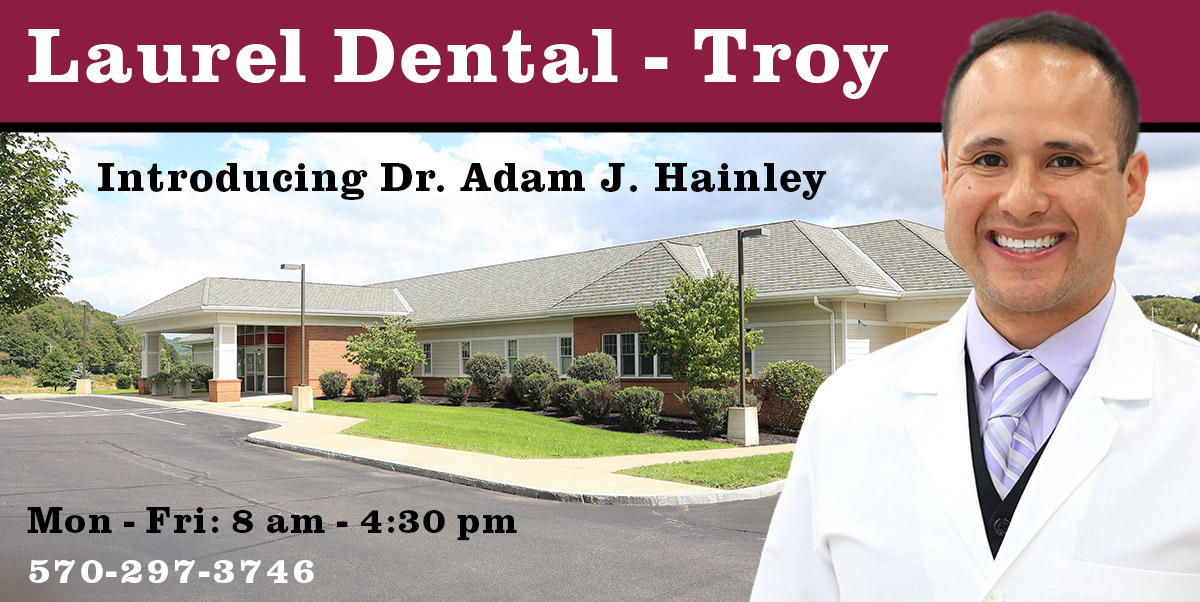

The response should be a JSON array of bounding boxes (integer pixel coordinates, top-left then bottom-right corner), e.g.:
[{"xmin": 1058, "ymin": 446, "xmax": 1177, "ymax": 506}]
[
  {"xmin": 974, "ymin": 154, "xmax": 1005, "ymax": 168},
  {"xmin": 1050, "ymin": 156, "xmax": 1081, "ymax": 168}
]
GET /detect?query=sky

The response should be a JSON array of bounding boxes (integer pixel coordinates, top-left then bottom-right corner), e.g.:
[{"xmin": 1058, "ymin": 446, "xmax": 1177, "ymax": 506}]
[{"xmin": 50, "ymin": 131, "xmax": 1200, "ymax": 316}]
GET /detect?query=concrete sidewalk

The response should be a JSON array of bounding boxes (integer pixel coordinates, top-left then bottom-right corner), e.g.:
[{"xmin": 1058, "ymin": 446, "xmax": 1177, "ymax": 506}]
[{"xmin": 16, "ymin": 392, "xmax": 794, "ymax": 506}]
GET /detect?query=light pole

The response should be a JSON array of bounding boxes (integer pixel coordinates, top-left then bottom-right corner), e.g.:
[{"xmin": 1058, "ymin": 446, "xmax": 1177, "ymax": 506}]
[
  {"xmin": 74, "ymin": 300, "xmax": 90, "ymax": 378},
  {"xmin": 281, "ymin": 263, "xmax": 310, "ymax": 411},
  {"xmin": 737, "ymin": 228, "xmax": 770, "ymax": 407}
]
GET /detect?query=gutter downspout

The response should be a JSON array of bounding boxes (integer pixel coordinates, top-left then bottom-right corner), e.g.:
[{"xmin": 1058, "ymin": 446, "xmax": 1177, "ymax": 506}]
[
  {"xmin": 813, "ymin": 296, "xmax": 836, "ymax": 374},
  {"xmin": 841, "ymin": 300, "xmax": 850, "ymax": 370}
]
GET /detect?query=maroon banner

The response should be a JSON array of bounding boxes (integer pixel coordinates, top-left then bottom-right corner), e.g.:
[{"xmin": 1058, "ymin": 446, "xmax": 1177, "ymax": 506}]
[{"xmin": 2, "ymin": 0, "xmax": 1196, "ymax": 124}]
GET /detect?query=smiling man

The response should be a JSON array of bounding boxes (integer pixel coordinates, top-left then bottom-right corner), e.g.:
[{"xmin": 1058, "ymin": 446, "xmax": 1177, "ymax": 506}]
[{"xmin": 752, "ymin": 14, "xmax": 1200, "ymax": 601}]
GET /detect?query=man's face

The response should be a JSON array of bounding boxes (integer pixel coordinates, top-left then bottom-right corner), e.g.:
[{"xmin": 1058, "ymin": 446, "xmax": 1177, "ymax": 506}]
[{"xmin": 942, "ymin": 42, "xmax": 1148, "ymax": 326}]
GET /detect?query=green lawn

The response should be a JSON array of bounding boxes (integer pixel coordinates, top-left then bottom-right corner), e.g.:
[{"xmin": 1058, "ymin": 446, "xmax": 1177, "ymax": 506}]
[
  {"xmin": 281, "ymin": 399, "xmax": 732, "ymax": 459},
  {"xmin": 617, "ymin": 452, "xmax": 793, "ymax": 489}
]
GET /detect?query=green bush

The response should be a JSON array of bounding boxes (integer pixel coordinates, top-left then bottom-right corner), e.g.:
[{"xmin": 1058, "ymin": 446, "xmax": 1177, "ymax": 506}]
[
  {"xmin": 575, "ymin": 381, "xmax": 618, "ymax": 423},
  {"xmin": 350, "ymin": 373, "xmax": 378, "ymax": 402},
  {"xmin": 444, "ymin": 377, "xmax": 472, "ymax": 406},
  {"xmin": 500, "ymin": 374, "xmax": 520, "ymax": 404},
  {"xmin": 0, "ymin": 363, "xmax": 25, "ymax": 377},
  {"xmin": 464, "ymin": 352, "xmax": 507, "ymax": 402},
  {"xmin": 190, "ymin": 364, "xmax": 213, "ymax": 391},
  {"xmin": 680, "ymin": 387, "xmax": 736, "ymax": 437},
  {"xmin": 567, "ymin": 352, "xmax": 618, "ymax": 384},
  {"xmin": 523, "ymin": 372, "xmax": 553, "ymax": 411},
  {"xmin": 395, "ymin": 377, "xmax": 423, "ymax": 403},
  {"xmin": 551, "ymin": 378, "xmax": 583, "ymax": 415},
  {"xmin": 617, "ymin": 386, "xmax": 664, "ymax": 432},
  {"xmin": 146, "ymin": 371, "xmax": 171, "ymax": 395},
  {"xmin": 760, "ymin": 360, "xmax": 826, "ymax": 430},
  {"xmin": 319, "ymin": 370, "xmax": 349, "ymax": 399},
  {"xmin": 114, "ymin": 374, "xmax": 133, "ymax": 389},
  {"xmin": 169, "ymin": 363, "xmax": 196, "ymax": 386},
  {"xmin": 512, "ymin": 354, "xmax": 557, "ymax": 404}
]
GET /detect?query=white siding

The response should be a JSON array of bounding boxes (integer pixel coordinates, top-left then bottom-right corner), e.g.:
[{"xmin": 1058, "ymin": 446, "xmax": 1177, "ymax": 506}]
[
  {"xmin": 518, "ymin": 337, "xmax": 557, "ymax": 363},
  {"xmin": 753, "ymin": 323, "xmax": 842, "ymax": 375},
  {"xmin": 887, "ymin": 297, "xmax": 968, "ymax": 324},
  {"xmin": 431, "ymin": 341, "xmax": 460, "ymax": 376}
]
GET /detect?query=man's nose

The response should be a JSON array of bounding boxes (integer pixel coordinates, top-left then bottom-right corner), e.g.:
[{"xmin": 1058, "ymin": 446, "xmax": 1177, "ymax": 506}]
[{"xmin": 997, "ymin": 163, "xmax": 1050, "ymax": 218}]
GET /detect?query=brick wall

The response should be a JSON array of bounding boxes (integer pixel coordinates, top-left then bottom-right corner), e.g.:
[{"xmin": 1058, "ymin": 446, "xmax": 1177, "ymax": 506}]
[
  {"xmin": 208, "ymin": 380, "xmax": 241, "ymax": 402},
  {"xmin": 286, "ymin": 325, "xmax": 365, "ymax": 391}
]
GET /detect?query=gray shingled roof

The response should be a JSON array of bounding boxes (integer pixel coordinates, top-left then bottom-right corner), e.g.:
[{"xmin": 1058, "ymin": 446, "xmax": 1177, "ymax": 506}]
[
  {"xmin": 176, "ymin": 333, "xmax": 213, "ymax": 345},
  {"xmin": 837, "ymin": 220, "xmax": 973, "ymax": 291},
  {"xmin": 119, "ymin": 278, "xmax": 410, "ymax": 322},
  {"xmin": 122, "ymin": 219, "xmax": 968, "ymax": 327},
  {"xmin": 375, "ymin": 219, "xmax": 968, "ymax": 323}
]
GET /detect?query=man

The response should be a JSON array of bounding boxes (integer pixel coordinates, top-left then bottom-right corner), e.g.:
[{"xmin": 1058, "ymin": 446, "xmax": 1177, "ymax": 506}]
[{"xmin": 752, "ymin": 13, "xmax": 1200, "ymax": 601}]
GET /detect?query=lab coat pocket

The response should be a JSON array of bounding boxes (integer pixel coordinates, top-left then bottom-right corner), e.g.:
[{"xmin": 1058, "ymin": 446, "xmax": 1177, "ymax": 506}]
[{"xmin": 1046, "ymin": 558, "xmax": 1200, "ymax": 602}]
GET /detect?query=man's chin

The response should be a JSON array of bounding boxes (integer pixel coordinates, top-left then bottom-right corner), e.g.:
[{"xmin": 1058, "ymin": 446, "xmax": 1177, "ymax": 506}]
[{"xmin": 975, "ymin": 282, "xmax": 1069, "ymax": 316}]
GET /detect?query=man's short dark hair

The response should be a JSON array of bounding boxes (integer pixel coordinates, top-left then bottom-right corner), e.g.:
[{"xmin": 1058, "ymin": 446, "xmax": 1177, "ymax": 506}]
[{"xmin": 942, "ymin": 13, "xmax": 1139, "ymax": 166}]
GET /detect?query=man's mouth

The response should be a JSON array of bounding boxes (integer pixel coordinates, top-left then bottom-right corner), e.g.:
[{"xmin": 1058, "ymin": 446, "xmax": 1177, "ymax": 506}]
[{"xmin": 992, "ymin": 233, "xmax": 1062, "ymax": 254}]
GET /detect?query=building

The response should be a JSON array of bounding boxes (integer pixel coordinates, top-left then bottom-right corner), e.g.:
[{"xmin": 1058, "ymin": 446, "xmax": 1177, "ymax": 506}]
[{"xmin": 115, "ymin": 219, "xmax": 972, "ymax": 413}]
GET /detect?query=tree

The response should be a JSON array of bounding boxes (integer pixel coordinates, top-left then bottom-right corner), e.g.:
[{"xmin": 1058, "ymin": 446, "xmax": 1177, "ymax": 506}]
[
  {"xmin": 636, "ymin": 270, "xmax": 764, "ymax": 390},
  {"xmin": 342, "ymin": 316, "xmax": 424, "ymax": 395},
  {"xmin": 0, "ymin": 133, "xmax": 80, "ymax": 313},
  {"xmin": 35, "ymin": 348, "xmax": 73, "ymax": 391}
]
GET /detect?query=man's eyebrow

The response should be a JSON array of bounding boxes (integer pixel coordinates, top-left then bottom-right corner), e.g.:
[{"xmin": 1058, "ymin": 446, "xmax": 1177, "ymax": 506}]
[
  {"xmin": 959, "ymin": 137, "xmax": 1006, "ymax": 155},
  {"xmin": 1044, "ymin": 140, "xmax": 1096, "ymax": 155}
]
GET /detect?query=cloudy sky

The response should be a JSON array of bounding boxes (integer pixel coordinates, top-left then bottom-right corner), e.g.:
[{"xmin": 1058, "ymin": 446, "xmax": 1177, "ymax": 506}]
[{"xmin": 51, "ymin": 131, "xmax": 1200, "ymax": 316}]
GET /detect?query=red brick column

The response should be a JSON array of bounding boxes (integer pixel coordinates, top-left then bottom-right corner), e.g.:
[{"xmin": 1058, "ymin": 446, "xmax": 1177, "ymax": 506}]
[
  {"xmin": 209, "ymin": 380, "xmax": 242, "ymax": 402},
  {"xmin": 138, "ymin": 377, "xmax": 149, "ymax": 395}
]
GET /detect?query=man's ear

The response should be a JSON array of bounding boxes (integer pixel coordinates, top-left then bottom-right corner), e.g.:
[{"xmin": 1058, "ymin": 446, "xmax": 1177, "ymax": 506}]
[
  {"xmin": 940, "ymin": 146, "xmax": 950, "ymax": 204},
  {"xmin": 1124, "ymin": 151, "xmax": 1149, "ymax": 217}
]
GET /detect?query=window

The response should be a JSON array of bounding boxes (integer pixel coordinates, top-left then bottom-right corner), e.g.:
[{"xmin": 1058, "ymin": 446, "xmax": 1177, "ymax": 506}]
[
  {"xmin": 506, "ymin": 339, "xmax": 518, "ymax": 373},
  {"xmin": 559, "ymin": 337, "xmax": 573, "ymax": 375},
  {"xmin": 603, "ymin": 332, "xmax": 672, "ymax": 378},
  {"xmin": 421, "ymin": 343, "xmax": 432, "ymax": 376},
  {"xmin": 460, "ymin": 341, "xmax": 471, "ymax": 375}
]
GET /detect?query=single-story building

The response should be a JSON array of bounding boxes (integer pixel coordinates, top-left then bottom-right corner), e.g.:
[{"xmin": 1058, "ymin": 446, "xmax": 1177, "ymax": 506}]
[
  {"xmin": 116, "ymin": 218, "xmax": 972, "ymax": 415},
  {"xmin": 176, "ymin": 333, "xmax": 213, "ymax": 366}
]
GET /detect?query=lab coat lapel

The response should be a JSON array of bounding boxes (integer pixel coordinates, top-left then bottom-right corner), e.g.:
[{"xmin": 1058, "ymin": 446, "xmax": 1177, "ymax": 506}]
[
  {"xmin": 984, "ymin": 283, "xmax": 1153, "ymax": 589},
  {"xmin": 901, "ymin": 305, "xmax": 994, "ymax": 577}
]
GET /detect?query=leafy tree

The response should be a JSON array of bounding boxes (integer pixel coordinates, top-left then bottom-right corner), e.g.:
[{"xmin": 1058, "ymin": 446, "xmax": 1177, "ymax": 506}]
[
  {"xmin": 35, "ymin": 348, "xmax": 73, "ymax": 391},
  {"xmin": 637, "ymin": 271, "xmax": 763, "ymax": 390},
  {"xmin": 1138, "ymin": 296, "xmax": 1200, "ymax": 341},
  {"xmin": 342, "ymin": 315, "xmax": 424, "ymax": 394},
  {"xmin": 0, "ymin": 133, "xmax": 80, "ymax": 313}
]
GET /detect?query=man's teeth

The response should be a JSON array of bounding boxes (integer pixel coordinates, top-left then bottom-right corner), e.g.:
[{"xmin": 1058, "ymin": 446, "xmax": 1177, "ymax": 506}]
[{"xmin": 994, "ymin": 234, "xmax": 1061, "ymax": 254}]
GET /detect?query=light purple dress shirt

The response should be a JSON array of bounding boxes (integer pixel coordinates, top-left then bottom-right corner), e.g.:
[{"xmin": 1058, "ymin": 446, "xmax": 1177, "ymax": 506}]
[{"xmin": 966, "ymin": 282, "xmax": 1117, "ymax": 450}]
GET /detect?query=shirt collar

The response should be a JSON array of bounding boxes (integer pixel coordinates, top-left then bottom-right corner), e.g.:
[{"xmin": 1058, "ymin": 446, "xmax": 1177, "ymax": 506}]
[{"xmin": 966, "ymin": 282, "xmax": 1116, "ymax": 394}]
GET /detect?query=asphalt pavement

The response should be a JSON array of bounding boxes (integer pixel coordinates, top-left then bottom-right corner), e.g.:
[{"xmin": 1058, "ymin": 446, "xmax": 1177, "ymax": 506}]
[{"xmin": 0, "ymin": 395, "xmax": 779, "ymax": 601}]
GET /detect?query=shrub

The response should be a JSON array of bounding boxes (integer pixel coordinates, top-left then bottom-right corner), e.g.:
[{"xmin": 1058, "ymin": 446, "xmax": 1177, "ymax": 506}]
[
  {"xmin": 575, "ymin": 381, "xmax": 618, "ymax": 423},
  {"xmin": 551, "ymin": 378, "xmax": 584, "ymax": 415},
  {"xmin": 190, "ymin": 364, "xmax": 213, "ymax": 391},
  {"xmin": 617, "ymin": 386, "xmax": 664, "ymax": 432},
  {"xmin": 500, "ymin": 374, "xmax": 520, "ymax": 404},
  {"xmin": 146, "ymin": 371, "xmax": 171, "ymax": 395},
  {"xmin": 350, "ymin": 373, "xmax": 378, "ymax": 402},
  {"xmin": 464, "ymin": 352, "xmax": 507, "ymax": 402},
  {"xmin": 567, "ymin": 352, "xmax": 618, "ymax": 385},
  {"xmin": 680, "ymin": 387, "xmax": 736, "ymax": 437},
  {"xmin": 523, "ymin": 372, "xmax": 553, "ymax": 411},
  {"xmin": 319, "ymin": 370, "xmax": 349, "ymax": 399},
  {"xmin": 0, "ymin": 363, "xmax": 25, "ymax": 377},
  {"xmin": 444, "ymin": 377, "xmax": 472, "ymax": 406},
  {"xmin": 512, "ymin": 354, "xmax": 557, "ymax": 404},
  {"xmin": 395, "ymin": 377, "xmax": 423, "ymax": 403},
  {"xmin": 760, "ymin": 360, "xmax": 826, "ymax": 430},
  {"xmin": 114, "ymin": 374, "xmax": 133, "ymax": 389},
  {"xmin": 169, "ymin": 363, "xmax": 196, "ymax": 386}
]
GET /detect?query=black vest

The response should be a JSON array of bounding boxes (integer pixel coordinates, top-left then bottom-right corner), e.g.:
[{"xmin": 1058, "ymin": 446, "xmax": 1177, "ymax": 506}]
[{"xmin": 964, "ymin": 351, "xmax": 1052, "ymax": 557}]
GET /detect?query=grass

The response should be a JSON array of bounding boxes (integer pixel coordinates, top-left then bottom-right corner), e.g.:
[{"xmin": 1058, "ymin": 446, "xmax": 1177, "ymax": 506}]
[
  {"xmin": 275, "ymin": 399, "xmax": 732, "ymax": 459},
  {"xmin": 617, "ymin": 452, "xmax": 793, "ymax": 489}
]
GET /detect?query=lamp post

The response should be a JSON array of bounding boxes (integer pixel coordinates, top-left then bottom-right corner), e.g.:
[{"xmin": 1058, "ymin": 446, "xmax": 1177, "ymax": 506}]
[
  {"xmin": 73, "ymin": 300, "xmax": 91, "ymax": 394},
  {"xmin": 737, "ymin": 227, "xmax": 770, "ymax": 407},
  {"xmin": 281, "ymin": 263, "xmax": 311, "ymax": 411}
]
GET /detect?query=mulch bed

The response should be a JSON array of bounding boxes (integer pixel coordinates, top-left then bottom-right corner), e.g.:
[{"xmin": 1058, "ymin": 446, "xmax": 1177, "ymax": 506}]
[{"xmin": 324, "ymin": 393, "xmax": 798, "ymax": 447}]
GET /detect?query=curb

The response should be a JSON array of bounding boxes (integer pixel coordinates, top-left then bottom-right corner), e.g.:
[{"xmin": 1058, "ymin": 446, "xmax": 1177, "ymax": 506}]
[{"xmin": 246, "ymin": 434, "xmax": 785, "ymax": 506}]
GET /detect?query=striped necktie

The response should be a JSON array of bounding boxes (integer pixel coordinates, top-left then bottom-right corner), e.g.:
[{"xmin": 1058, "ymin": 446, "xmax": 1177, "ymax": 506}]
[{"xmin": 984, "ymin": 354, "xmax": 1055, "ymax": 498}]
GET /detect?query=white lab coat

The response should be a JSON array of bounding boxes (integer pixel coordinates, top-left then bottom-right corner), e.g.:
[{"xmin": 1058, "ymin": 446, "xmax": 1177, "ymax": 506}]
[{"xmin": 752, "ymin": 282, "xmax": 1200, "ymax": 601}]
